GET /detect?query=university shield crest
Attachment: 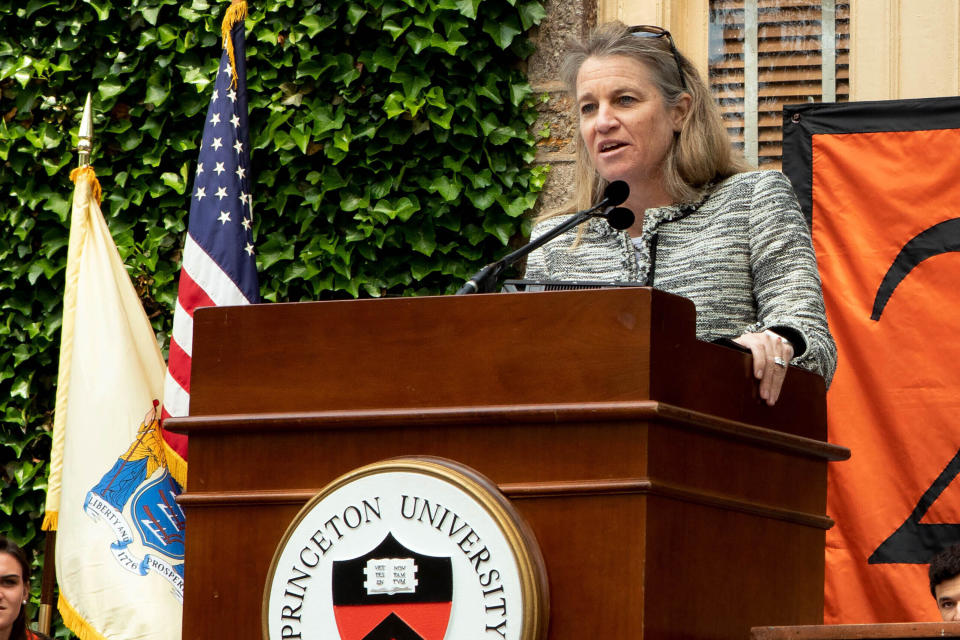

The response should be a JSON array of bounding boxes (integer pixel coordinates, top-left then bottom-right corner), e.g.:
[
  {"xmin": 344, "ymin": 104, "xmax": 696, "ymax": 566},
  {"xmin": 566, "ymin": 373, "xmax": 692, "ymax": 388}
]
[{"xmin": 332, "ymin": 533, "xmax": 453, "ymax": 640}]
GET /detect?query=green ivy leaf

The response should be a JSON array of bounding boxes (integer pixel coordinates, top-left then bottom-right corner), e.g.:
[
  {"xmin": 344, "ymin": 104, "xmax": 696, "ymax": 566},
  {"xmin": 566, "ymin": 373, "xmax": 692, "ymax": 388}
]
[
  {"xmin": 382, "ymin": 17, "xmax": 413, "ymax": 40},
  {"xmin": 289, "ymin": 123, "xmax": 311, "ymax": 154},
  {"xmin": 431, "ymin": 30, "xmax": 467, "ymax": 55},
  {"xmin": 404, "ymin": 28, "xmax": 433, "ymax": 55},
  {"xmin": 145, "ymin": 70, "xmax": 171, "ymax": 106},
  {"xmin": 475, "ymin": 74, "xmax": 503, "ymax": 104},
  {"xmin": 466, "ymin": 186, "xmax": 497, "ymax": 210},
  {"xmin": 430, "ymin": 175, "xmax": 462, "ymax": 201},
  {"xmin": 372, "ymin": 196, "xmax": 420, "ymax": 221},
  {"xmin": 98, "ymin": 77, "xmax": 125, "ymax": 101},
  {"xmin": 257, "ymin": 234, "xmax": 296, "ymax": 270},
  {"xmin": 509, "ymin": 81, "xmax": 532, "ymax": 107},
  {"xmin": 427, "ymin": 105, "xmax": 454, "ymax": 129},
  {"xmin": 517, "ymin": 0, "xmax": 546, "ymax": 30},
  {"xmin": 161, "ymin": 172, "xmax": 186, "ymax": 195},
  {"xmin": 340, "ymin": 193, "xmax": 370, "ymax": 212},
  {"xmin": 482, "ymin": 15, "xmax": 521, "ymax": 49},
  {"xmin": 141, "ymin": 6, "xmax": 162, "ymax": 26},
  {"xmin": 483, "ymin": 215, "xmax": 514, "ymax": 245},
  {"xmin": 390, "ymin": 70, "xmax": 430, "ymax": 101},
  {"xmin": 86, "ymin": 0, "xmax": 111, "ymax": 20},
  {"xmin": 498, "ymin": 191, "xmax": 538, "ymax": 217},
  {"xmin": 405, "ymin": 221, "xmax": 437, "ymax": 256},
  {"xmin": 347, "ymin": 3, "xmax": 368, "ymax": 25},
  {"xmin": 381, "ymin": 2, "xmax": 405, "ymax": 19},
  {"xmin": 301, "ymin": 13, "xmax": 337, "ymax": 37},
  {"xmin": 455, "ymin": 0, "xmax": 481, "ymax": 19}
]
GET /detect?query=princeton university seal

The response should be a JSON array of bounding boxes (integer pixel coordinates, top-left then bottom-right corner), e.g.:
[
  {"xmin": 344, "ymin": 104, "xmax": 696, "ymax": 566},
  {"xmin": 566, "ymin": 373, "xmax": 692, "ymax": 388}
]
[{"xmin": 262, "ymin": 458, "xmax": 548, "ymax": 640}]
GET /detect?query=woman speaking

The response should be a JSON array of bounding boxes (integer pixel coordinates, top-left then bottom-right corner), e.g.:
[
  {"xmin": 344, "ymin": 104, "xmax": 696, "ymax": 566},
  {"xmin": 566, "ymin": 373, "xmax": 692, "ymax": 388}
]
[{"xmin": 525, "ymin": 22, "xmax": 836, "ymax": 406}]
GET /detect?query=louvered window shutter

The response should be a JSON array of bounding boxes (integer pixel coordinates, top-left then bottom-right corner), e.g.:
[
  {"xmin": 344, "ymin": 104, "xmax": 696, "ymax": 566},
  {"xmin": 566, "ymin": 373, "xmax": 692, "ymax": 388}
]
[{"xmin": 708, "ymin": 0, "xmax": 850, "ymax": 169}]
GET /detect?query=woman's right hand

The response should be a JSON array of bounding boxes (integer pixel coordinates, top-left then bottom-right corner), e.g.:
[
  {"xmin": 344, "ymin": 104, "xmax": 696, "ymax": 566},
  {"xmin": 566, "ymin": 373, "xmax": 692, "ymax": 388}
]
[{"xmin": 732, "ymin": 330, "xmax": 795, "ymax": 406}]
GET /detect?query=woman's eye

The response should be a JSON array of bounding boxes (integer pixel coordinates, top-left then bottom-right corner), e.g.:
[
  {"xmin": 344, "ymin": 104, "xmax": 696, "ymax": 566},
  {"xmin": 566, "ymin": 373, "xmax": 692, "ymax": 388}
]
[
  {"xmin": 617, "ymin": 95, "xmax": 636, "ymax": 105},
  {"xmin": 579, "ymin": 103, "xmax": 596, "ymax": 115}
]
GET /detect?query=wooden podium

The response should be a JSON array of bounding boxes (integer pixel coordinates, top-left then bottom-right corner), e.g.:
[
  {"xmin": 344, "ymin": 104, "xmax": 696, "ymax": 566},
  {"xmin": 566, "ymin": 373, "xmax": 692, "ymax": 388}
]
[{"xmin": 167, "ymin": 287, "xmax": 848, "ymax": 640}]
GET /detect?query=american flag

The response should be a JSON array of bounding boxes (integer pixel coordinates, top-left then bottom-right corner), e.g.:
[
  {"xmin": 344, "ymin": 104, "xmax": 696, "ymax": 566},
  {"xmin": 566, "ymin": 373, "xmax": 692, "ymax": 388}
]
[{"xmin": 161, "ymin": 9, "xmax": 259, "ymax": 464}]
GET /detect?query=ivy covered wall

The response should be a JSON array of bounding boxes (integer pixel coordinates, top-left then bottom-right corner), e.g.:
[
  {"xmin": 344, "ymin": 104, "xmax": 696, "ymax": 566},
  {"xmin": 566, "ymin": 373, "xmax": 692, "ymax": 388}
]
[{"xmin": 0, "ymin": 0, "xmax": 546, "ymax": 635}]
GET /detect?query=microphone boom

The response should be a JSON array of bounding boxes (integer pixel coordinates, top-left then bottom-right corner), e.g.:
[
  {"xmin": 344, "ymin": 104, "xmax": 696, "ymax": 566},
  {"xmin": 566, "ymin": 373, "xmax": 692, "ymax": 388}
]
[{"xmin": 455, "ymin": 181, "xmax": 632, "ymax": 294}]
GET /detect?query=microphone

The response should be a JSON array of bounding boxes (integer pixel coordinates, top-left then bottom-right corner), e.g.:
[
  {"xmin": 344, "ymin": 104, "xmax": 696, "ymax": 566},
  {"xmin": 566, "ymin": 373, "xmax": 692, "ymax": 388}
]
[
  {"xmin": 455, "ymin": 181, "xmax": 631, "ymax": 294},
  {"xmin": 600, "ymin": 180, "xmax": 630, "ymax": 208},
  {"xmin": 589, "ymin": 206, "xmax": 635, "ymax": 231}
]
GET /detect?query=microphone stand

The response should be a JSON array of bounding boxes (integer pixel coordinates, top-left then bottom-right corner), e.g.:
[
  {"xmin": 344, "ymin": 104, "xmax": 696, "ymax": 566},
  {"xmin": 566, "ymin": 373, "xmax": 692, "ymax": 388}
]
[{"xmin": 455, "ymin": 207, "xmax": 605, "ymax": 295}]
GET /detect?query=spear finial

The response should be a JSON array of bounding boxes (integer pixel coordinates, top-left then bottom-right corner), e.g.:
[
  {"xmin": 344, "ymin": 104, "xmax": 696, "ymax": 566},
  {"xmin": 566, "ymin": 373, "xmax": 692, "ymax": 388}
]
[{"xmin": 77, "ymin": 93, "xmax": 93, "ymax": 167}]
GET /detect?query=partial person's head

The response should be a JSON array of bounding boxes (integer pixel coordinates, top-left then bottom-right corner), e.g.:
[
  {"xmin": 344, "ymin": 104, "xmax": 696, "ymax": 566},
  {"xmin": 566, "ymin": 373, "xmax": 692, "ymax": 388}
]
[
  {"xmin": 929, "ymin": 543, "xmax": 960, "ymax": 620},
  {"xmin": 561, "ymin": 22, "xmax": 748, "ymax": 211},
  {"xmin": 0, "ymin": 538, "xmax": 30, "ymax": 640}
]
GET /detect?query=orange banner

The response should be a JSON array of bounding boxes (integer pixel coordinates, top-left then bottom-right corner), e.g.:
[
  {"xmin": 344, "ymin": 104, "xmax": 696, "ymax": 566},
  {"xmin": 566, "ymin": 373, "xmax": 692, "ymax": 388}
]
[{"xmin": 805, "ymin": 123, "xmax": 960, "ymax": 622}]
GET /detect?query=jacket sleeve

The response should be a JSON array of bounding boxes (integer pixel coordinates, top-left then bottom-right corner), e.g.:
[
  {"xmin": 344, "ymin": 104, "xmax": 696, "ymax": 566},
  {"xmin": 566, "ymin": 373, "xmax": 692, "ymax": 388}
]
[{"xmin": 746, "ymin": 171, "xmax": 838, "ymax": 386}]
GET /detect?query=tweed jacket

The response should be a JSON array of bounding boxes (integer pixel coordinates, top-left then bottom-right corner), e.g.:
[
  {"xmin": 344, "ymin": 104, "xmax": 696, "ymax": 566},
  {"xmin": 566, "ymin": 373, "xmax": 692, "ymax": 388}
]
[{"xmin": 524, "ymin": 170, "xmax": 837, "ymax": 385}]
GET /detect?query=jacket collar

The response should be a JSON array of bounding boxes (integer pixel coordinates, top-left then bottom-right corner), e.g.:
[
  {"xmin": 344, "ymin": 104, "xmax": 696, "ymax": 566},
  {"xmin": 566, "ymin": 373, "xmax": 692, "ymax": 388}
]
[{"xmin": 589, "ymin": 183, "xmax": 712, "ymax": 237}]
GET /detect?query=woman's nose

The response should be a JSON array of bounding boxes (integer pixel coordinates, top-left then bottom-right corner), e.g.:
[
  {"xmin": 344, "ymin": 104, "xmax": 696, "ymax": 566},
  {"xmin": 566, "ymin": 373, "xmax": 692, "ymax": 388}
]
[{"xmin": 594, "ymin": 103, "xmax": 618, "ymax": 132}]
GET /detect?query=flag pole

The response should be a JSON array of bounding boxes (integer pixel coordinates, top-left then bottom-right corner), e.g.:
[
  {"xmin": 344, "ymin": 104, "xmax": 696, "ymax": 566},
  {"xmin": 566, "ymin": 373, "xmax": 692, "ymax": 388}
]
[
  {"xmin": 37, "ymin": 532, "xmax": 56, "ymax": 635},
  {"xmin": 38, "ymin": 92, "xmax": 95, "ymax": 637},
  {"xmin": 77, "ymin": 92, "xmax": 93, "ymax": 168}
]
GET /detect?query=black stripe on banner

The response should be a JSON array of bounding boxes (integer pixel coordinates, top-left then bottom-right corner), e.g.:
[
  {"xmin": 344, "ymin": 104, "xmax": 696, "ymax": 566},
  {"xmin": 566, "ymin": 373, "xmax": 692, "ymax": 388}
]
[{"xmin": 781, "ymin": 96, "xmax": 960, "ymax": 226}]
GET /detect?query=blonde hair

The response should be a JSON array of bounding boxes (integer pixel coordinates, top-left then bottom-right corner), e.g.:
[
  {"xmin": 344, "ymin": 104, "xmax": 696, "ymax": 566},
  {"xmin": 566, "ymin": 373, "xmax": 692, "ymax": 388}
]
[{"xmin": 543, "ymin": 22, "xmax": 750, "ymax": 220}]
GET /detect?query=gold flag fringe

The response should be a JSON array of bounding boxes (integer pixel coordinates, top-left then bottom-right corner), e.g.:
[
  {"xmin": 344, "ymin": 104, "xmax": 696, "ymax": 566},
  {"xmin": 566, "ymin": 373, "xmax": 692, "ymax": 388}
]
[
  {"xmin": 222, "ymin": 0, "xmax": 248, "ymax": 90},
  {"xmin": 69, "ymin": 166, "xmax": 101, "ymax": 206},
  {"xmin": 58, "ymin": 593, "xmax": 111, "ymax": 640},
  {"xmin": 41, "ymin": 511, "xmax": 58, "ymax": 531},
  {"xmin": 161, "ymin": 433, "xmax": 188, "ymax": 489}
]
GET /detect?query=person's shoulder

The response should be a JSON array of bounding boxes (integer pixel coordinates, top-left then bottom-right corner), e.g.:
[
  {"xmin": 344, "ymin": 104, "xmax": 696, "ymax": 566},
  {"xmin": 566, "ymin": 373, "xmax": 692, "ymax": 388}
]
[
  {"xmin": 530, "ymin": 213, "xmax": 576, "ymax": 235},
  {"xmin": 716, "ymin": 169, "xmax": 790, "ymax": 188},
  {"xmin": 709, "ymin": 170, "xmax": 796, "ymax": 203}
]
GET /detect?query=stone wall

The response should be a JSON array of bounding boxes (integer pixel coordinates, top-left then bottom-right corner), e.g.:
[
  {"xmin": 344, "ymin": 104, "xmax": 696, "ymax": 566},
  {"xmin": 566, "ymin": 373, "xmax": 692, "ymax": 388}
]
[{"xmin": 526, "ymin": 0, "xmax": 597, "ymax": 215}]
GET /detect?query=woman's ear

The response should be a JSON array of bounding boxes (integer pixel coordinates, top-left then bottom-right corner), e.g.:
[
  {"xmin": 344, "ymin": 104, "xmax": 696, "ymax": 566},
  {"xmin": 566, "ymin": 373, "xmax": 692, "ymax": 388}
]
[{"xmin": 672, "ymin": 93, "xmax": 692, "ymax": 132}]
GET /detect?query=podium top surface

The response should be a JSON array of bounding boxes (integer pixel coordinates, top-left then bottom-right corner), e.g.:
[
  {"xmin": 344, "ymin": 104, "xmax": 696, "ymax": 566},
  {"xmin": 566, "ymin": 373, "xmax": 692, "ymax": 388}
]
[{"xmin": 188, "ymin": 287, "xmax": 827, "ymax": 439}]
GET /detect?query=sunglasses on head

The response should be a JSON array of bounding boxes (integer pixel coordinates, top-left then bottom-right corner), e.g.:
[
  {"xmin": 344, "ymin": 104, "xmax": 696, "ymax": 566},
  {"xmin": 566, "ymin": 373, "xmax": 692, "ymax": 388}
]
[{"xmin": 628, "ymin": 25, "xmax": 688, "ymax": 91}]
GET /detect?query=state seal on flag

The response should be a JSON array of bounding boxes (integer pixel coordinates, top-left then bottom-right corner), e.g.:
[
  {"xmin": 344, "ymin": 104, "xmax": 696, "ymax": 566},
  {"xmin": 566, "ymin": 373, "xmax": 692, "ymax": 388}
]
[
  {"xmin": 84, "ymin": 404, "xmax": 185, "ymax": 602},
  {"xmin": 262, "ymin": 457, "xmax": 548, "ymax": 640}
]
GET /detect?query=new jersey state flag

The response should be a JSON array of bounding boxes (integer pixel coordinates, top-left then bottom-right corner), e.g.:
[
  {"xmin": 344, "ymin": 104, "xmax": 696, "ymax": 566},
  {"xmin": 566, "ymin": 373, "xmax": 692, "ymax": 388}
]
[
  {"xmin": 44, "ymin": 166, "xmax": 184, "ymax": 640},
  {"xmin": 783, "ymin": 97, "xmax": 960, "ymax": 623}
]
